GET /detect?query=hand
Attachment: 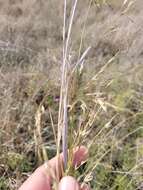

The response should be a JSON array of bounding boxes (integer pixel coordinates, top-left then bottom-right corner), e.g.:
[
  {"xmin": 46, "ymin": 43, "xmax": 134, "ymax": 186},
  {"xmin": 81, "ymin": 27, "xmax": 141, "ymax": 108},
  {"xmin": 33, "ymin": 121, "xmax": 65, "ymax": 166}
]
[{"xmin": 19, "ymin": 146, "xmax": 90, "ymax": 190}]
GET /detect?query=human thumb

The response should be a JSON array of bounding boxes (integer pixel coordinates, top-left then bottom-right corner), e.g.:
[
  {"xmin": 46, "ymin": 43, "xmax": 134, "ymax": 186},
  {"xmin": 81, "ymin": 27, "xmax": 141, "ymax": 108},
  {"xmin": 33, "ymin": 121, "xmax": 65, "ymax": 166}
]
[{"xmin": 58, "ymin": 176, "xmax": 79, "ymax": 190}]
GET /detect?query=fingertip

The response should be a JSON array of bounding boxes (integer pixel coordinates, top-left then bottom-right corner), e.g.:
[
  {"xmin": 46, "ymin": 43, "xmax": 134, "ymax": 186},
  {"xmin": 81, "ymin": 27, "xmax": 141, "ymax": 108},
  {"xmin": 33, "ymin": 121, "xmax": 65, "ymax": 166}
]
[
  {"xmin": 58, "ymin": 176, "xmax": 79, "ymax": 190},
  {"xmin": 73, "ymin": 146, "xmax": 88, "ymax": 167},
  {"xmin": 80, "ymin": 183, "xmax": 91, "ymax": 190}
]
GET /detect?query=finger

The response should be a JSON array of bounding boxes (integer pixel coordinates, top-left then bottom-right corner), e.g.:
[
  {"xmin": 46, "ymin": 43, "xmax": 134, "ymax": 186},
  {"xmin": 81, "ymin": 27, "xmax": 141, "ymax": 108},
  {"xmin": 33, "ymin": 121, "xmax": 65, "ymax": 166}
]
[
  {"xmin": 39, "ymin": 146, "xmax": 88, "ymax": 179},
  {"xmin": 80, "ymin": 183, "xmax": 91, "ymax": 190},
  {"xmin": 19, "ymin": 166, "xmax": 52, "ymax": 190},
  {"xmin": 72, "ymin": 146, "xmax": 88, "ymax": 167},
  {"xmin": 19, "ymin": 146, "xmax": 88, "ymax": 190},
  {"xmin": 58, "ymin": 176, "xmax": 79, "ymax": 190}
]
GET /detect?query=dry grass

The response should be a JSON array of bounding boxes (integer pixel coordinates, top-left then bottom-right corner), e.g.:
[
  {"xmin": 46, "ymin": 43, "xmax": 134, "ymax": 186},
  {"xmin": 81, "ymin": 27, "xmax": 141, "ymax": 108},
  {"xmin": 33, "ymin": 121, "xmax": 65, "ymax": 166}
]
[{"xmin": 0, "ymin": 0, "xmax": 143, "ymax": 189}]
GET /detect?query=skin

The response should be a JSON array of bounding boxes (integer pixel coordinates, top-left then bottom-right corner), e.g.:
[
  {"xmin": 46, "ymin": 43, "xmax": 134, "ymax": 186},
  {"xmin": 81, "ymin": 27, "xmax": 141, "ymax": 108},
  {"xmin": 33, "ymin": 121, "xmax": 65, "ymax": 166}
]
[{"xmin": 19, "ymin": 146, "xmax": 90, "ymax": 190}]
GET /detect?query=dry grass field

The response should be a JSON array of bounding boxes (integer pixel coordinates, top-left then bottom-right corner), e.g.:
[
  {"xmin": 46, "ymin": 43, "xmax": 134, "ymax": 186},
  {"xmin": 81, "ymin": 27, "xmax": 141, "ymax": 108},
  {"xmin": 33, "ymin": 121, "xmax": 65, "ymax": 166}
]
[{"xmin": 0, "ymin": 0, "xmax": 143, "ymax": 189}]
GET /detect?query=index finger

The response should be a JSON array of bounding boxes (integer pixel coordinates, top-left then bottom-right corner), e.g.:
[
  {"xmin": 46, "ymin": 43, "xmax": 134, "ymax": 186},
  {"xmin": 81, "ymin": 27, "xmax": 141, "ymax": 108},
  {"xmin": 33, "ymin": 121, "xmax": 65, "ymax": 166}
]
[{"xmin": 19, "ymin": 146, "xmax": 88, "ymax": 190}]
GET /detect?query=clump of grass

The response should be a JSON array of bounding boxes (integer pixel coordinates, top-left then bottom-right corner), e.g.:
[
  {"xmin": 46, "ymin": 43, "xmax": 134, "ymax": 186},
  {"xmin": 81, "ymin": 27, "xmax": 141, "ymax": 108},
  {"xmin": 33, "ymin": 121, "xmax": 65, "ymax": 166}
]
[
  {"xmin": 1, "ymin": 0, "xmax": 143, "ymax": 189},
  {"xmin": 0, "ymin": 177, "xmax": 9, "ymax": 190},
  {"xmin": 56, "ymin": 0, "xmax": 91, "ymax": 180}
]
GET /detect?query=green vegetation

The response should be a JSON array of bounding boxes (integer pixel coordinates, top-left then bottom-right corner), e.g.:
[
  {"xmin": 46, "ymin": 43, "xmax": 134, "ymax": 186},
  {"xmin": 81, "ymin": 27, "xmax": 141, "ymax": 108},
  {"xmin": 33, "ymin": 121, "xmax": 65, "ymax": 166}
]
[{"xmin": 0, "ymin": 177, "xmax": 9, "ymax": 190}]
